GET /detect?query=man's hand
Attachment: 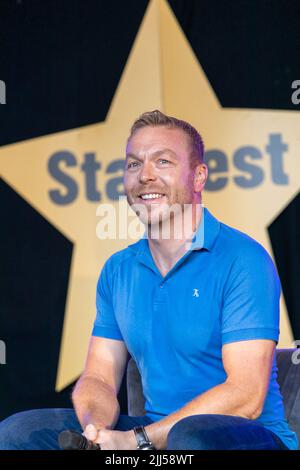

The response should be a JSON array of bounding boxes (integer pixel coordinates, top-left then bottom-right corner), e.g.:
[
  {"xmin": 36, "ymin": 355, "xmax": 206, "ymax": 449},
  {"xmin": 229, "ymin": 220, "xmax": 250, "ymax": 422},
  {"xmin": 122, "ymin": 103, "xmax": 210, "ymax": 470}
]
[{"xmin": 83, "ymin": 424, "xmax": 137, "ymax": 450}]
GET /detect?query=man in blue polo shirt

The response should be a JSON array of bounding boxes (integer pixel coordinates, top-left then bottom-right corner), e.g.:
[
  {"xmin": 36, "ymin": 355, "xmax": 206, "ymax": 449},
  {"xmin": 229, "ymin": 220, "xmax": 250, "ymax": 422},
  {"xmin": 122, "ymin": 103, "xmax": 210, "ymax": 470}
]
[
  {"xmin": 87, "ymin": 110, "xmax": 298, "ymax": 450},
  {"xmin": 0, "ymin": 110, "xmax": 298, "ymax": 450}
]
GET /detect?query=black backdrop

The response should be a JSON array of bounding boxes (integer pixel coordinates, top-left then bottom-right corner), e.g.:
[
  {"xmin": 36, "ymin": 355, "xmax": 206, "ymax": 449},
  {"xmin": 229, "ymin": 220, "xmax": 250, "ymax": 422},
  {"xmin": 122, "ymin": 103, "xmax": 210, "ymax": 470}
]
[{"xmin": 0, "ymin": 0, "xmax": 299, "ymax": 421}]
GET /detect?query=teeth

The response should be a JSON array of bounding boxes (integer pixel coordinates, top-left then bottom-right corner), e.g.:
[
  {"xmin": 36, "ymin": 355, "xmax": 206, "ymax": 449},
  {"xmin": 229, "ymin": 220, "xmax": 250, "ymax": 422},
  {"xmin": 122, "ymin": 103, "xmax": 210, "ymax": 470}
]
[{"xmin": 140, "ymin": 193, "xmax": 164, "ymax": 200}]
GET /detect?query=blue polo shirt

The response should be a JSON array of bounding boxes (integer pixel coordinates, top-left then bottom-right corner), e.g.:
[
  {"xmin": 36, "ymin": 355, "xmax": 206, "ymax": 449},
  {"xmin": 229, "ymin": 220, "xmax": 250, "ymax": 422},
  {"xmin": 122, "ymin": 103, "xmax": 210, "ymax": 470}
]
[{"xmin": 92, "ymin": 207, "xmax": 298, "ymax": 450}]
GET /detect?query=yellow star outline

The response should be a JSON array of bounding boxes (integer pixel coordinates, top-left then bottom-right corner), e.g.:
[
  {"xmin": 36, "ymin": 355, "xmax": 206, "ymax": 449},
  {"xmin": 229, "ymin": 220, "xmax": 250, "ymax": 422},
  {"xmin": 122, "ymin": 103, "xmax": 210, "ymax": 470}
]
[{"xmin": 0, "ymin": 0, "xmax": 299, "ymax": 391}]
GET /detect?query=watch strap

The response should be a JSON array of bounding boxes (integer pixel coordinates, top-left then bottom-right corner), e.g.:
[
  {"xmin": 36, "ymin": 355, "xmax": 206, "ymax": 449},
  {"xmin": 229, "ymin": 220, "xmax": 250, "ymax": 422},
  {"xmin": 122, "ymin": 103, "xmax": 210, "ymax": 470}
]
[{"xmin": 133, "ymin": 425, "xmax": 154, "ymax": 449}]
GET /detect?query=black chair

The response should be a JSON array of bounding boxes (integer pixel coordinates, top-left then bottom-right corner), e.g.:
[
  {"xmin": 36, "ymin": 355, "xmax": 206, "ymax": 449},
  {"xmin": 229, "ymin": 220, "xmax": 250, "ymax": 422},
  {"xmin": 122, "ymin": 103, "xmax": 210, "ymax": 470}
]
[{"xmin": 126, "ymin": 348, "xmax": 300, "ymax": 445}]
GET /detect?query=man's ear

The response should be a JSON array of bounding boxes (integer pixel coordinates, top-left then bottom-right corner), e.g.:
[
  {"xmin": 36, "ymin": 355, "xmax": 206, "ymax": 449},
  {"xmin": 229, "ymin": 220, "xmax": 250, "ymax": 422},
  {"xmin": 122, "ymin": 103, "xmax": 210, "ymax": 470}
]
[{"xmin": 194, "ymin": 163, "xmax": 208, "ymax": 191}]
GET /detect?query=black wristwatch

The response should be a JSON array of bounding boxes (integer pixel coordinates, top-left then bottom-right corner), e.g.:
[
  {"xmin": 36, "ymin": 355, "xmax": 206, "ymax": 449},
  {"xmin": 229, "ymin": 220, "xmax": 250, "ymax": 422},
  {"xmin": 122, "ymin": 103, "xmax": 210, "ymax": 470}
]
[{"xmin": 133, "ymin": 426, "xmax": 155, "ymax": 450}]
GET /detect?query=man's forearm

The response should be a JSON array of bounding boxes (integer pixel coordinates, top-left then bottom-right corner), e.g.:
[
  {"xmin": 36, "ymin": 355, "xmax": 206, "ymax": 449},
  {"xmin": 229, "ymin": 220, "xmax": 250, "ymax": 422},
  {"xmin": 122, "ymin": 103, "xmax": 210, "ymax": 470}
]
[
  {"xmin": 72, "ymin": 375, "xmax": 120, "ymax": 431},
  {"xmin": 144, "ymin": 380, "xmax": 261, "ymax": 450}
]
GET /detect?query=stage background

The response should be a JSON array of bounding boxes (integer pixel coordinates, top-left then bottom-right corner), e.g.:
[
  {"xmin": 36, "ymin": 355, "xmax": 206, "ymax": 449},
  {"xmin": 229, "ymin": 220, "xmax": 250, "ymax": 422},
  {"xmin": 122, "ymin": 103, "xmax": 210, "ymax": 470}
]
[{"xmin": 0, "ymin": 0, "xmax": 300, "ymax": 421}]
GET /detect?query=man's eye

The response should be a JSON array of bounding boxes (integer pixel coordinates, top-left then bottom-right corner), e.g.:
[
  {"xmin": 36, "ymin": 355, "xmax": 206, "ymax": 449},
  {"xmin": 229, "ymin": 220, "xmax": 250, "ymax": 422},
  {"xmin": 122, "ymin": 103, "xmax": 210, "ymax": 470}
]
[
  {"xmin": 158, "ymin": 159, "xmax": 170, "ymax": 165},
  {"xmin": 127, "ymin": 161, "xmax": 140, "ymax": 169}
]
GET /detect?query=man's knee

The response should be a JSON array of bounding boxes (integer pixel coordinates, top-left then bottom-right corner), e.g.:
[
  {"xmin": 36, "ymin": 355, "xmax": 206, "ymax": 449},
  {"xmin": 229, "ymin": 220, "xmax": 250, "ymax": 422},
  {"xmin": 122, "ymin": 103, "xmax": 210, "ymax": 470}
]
[
  {"xmin": 166, "ymin": 414, "xmax": 225, "ymax": 450},
  {"xmin": 0, "ymin": 409, "xmax": 38, "ymax": 450},
  {"xmin": 167, "ymin": 415, "xmax": 205, "ymax": 450},
  {"xmin": 0, "ymin": 408, "xmax": 77, "ymax": 450}
]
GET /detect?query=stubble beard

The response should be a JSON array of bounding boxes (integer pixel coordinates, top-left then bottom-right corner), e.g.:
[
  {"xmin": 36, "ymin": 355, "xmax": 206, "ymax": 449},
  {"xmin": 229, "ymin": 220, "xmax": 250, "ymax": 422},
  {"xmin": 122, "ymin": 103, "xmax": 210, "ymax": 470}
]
[
  {"xmin": 146, "ymin": 185, "xmax": 195, "ymax": 240},
  {"xmin": 126, "ymin": 175, "xmax": 197, "ymax": 240}
]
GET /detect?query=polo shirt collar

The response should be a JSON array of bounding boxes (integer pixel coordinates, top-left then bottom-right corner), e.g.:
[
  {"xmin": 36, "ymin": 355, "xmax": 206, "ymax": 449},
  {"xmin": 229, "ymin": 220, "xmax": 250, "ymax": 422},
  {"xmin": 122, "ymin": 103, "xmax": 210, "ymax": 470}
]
[
  {"xmin": 128, "ymin": 207, "xmax": 220, "ymax": 256},
  {"xmin": 192, "ymin": 207, "xmax": 221, "ymax": 251}
]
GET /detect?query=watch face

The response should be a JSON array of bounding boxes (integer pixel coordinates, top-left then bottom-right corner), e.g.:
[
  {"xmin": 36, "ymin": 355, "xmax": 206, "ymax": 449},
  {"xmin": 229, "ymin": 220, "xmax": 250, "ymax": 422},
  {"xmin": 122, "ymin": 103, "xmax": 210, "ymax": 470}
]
[
  {"xmin": 134, "ymin": 426, "xmax": 155, "ymax": 450},
  {"xmin": 138, "ymin": 443, "xmax": 154, "ymax": 450}
]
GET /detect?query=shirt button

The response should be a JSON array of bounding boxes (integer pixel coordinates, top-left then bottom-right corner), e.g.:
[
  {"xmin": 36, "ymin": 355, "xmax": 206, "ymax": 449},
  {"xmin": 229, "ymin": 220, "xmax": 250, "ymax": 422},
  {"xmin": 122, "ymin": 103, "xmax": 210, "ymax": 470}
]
[{"xmin": 160, "ymin": 283, "xmax": 164, "ymax": 288}]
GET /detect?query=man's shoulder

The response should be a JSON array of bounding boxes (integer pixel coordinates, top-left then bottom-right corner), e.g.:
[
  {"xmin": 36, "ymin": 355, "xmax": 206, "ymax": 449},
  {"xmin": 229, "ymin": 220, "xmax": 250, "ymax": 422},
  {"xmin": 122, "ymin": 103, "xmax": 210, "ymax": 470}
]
[
  {"xmin": 218, "ymin": 220, "xmax": 273, "ymax": 264},
  {"xmin": 102, "ymin": 239, "xmax": 142, "ymax": 274},
  {"xmin": 204, "ymin": 212, "xmax": 280, "ymax": 293}
]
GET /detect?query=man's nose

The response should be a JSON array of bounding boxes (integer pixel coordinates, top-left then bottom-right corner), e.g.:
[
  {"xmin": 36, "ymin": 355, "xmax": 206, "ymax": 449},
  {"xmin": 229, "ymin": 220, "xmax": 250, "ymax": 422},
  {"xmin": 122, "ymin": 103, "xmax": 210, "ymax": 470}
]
[{"xmin": 139, "ymin": 161, "xmax": 156, "ymax": 184}]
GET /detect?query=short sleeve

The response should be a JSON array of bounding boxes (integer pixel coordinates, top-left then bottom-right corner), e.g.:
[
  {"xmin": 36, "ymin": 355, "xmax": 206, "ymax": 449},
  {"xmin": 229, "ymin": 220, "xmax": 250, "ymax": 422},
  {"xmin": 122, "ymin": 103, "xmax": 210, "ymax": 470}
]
[
  {"xmin": 92, "ymin": 259, "xmax": 123, "ymax": 341},
  {"xmin": 221, "ymin": 243, "xmax": 281, "ymax": 345}
]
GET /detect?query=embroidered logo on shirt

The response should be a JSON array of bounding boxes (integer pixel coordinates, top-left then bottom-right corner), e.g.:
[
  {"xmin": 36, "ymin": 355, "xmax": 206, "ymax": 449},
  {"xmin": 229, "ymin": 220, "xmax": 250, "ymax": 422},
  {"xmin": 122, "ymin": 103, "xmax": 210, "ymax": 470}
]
[{"xmin": 193, "ymin": 288, "xmax": 199, "ymax": 297}]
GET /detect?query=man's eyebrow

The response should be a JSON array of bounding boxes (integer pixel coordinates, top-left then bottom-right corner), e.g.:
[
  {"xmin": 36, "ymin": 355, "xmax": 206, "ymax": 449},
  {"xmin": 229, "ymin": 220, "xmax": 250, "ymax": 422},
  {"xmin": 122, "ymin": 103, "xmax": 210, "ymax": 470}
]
[
  {"xmin": 126, "ymin": 148, "xmax": 178, "ymax": 160},
  {"xmin": 152, "ymin": 149, "xmax": 178, "ymax": 159},
  {"xmin": 126, "ymin": 153, "xmax": 143, "ymax": 161}
]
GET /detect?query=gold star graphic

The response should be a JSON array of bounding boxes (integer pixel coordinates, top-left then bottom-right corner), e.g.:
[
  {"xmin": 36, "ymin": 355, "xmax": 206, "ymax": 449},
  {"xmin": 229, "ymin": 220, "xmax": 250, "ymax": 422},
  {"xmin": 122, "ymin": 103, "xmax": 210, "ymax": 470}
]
[{"xmin": 0, "ymin": 0, "xmax": 299, "ymax": 391}]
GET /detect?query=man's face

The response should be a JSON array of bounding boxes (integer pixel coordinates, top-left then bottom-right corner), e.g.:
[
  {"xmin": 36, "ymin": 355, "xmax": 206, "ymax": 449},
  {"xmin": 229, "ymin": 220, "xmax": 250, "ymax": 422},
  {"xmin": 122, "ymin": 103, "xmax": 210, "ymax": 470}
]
[{"xmin": 124, "ymin": 125, "xmax": 202, "ymax": 227}]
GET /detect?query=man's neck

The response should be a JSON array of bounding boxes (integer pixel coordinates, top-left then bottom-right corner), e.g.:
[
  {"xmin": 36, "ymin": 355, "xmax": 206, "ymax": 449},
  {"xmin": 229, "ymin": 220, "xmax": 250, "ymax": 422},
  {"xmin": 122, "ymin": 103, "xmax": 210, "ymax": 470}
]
[{"xmin": 147, "ymin": 203, "xmax": 203, "ymax": 277}]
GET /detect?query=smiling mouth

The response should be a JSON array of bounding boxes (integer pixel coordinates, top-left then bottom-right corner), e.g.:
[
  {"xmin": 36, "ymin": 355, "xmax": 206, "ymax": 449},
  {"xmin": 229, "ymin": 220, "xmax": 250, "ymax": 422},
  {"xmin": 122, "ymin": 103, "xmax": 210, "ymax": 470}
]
[{"xmin": 138, "ymin": 193, "xmax": 166, "ymax": 201}]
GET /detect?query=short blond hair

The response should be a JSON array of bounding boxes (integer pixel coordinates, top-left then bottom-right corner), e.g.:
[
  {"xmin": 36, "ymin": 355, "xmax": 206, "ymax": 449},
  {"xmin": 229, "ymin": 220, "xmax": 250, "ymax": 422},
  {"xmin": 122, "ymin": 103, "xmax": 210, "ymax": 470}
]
[{"xmin": 127, "ymin": 109, "xmax": 204, "ymax": 168}]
